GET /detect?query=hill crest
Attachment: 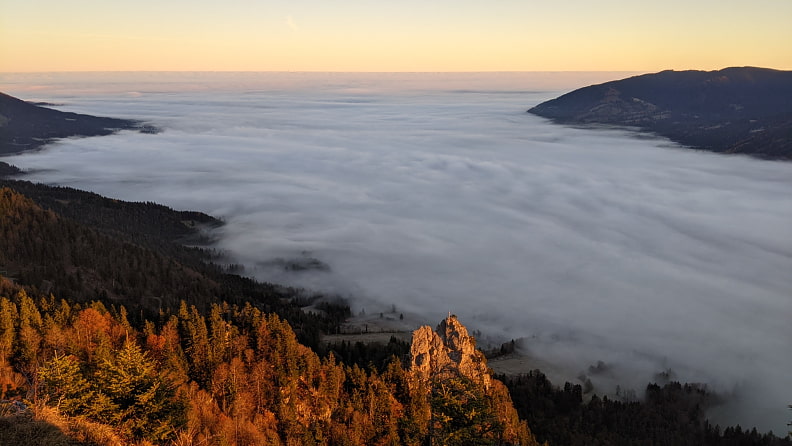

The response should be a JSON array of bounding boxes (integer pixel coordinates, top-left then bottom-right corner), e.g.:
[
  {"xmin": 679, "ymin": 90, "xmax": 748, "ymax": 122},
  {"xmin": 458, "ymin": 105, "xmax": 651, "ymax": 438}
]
[
  {"xmin": 528, "ymin": 67, "xmax": 792, "ymax": 159},
  {"xmin": 0, "ymin": 91, "xmax": 150, "ymax": 155}
]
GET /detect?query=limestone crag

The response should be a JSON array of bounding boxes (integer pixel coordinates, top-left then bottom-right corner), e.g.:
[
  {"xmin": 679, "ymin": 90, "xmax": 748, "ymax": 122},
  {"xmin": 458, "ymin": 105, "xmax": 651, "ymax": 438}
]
[{"xmin": 410, "ymin": 315, "xmax": 490, "ymax": 389}]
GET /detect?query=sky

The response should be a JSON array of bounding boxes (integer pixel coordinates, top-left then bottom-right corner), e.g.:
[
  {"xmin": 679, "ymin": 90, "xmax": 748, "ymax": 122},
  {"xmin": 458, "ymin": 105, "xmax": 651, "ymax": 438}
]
[{"xmin": 1, "ymin": 0, "xmax": 791, "ymax": 72}]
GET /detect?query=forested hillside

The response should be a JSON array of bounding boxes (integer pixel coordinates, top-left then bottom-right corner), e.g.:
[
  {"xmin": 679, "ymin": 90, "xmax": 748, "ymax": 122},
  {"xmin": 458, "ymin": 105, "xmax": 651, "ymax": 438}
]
[
  {"xmin": 0, "ymin": 162, "xmax": 20, "ymax": 177},
  {"xmin": 0, "ymin": 182, "xmax": 348, "ymax": 349},
  {"xmin": 0, "ymin": 92, "xmax": 143, "ymax": 154},
  {"xmin": 0, "ymin": 286, "xmax": 539, "ymax": 445},
  {"xmin": 0, "ymin": 185, "xmax": 537, "ymax": 445},
  {"xmin": 502, "ymin": 372, "xmax": 790, "ymax": 446}
]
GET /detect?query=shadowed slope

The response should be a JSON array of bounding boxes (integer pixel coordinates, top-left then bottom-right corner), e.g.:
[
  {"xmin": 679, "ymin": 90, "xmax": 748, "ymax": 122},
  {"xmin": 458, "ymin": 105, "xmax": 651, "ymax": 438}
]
[
  {"xmin": 529, "ymin": 67, "xmax": 792, "ymax": 159},
  {"xmin": 0, "ymin": 92, "xmax": 146, "ymax": 155}
]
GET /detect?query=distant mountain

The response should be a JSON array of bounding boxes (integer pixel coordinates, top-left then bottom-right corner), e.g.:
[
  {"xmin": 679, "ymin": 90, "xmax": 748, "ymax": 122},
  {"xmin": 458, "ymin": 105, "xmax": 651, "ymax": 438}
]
[
  {"xmin": 0, "ymin": 91, "xmax": 150, "ymax": 155},
  {"xmin": 528, "ymin": 67, "xmax": 792, "ymax": 159}
]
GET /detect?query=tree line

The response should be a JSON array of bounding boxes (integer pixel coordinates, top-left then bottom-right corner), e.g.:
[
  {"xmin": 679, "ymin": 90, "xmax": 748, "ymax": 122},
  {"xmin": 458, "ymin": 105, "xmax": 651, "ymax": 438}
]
[{"xmin": 0, "ymin": 287, "xmax": 535, "ymax": 445}]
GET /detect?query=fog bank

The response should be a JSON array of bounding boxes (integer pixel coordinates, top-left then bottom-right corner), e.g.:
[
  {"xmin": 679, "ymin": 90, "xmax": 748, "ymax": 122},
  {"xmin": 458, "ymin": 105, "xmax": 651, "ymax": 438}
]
[{"xmin": 2, "ymin": 72, "xmax": 790, "ymax": 433}]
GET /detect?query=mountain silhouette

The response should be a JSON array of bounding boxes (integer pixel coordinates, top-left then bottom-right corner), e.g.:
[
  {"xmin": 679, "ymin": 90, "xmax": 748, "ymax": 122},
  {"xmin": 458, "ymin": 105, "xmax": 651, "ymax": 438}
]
[
  {"xmin": 0, "ymin": 91, "xmax": 147, "ymax": 155},
  {"xmin": 529, "ymin": 67, "xmax": 792, "ymax": 159}
]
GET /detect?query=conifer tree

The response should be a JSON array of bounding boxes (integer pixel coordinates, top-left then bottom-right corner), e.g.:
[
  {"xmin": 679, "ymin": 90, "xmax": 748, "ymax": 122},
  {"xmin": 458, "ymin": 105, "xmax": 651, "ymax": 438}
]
[
  {"xmin": 429, "ymin": 375, "xmax": 500, "ymax": 446},
  {"xmin": 37, "ymin": 352, "xmax": 92, "ymax": 415},
  {"xmin": 180, "ymin": 304, "xmax": 211, "ymax": 386},
  {"xmin": 13, "ymin": 290, "xmax": 43, "ymax": 389},
  {"xmin": 94, "ymin": 338, "xmax": 186, "ymax": 442},
  {"xmin": 0, "ymin": 297, "xmax": 17, "ymax": 362}
]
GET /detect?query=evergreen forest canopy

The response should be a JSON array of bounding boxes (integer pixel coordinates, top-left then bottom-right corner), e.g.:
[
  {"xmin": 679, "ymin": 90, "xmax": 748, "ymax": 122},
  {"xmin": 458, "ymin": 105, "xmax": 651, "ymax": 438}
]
[{"xmin": 0, "ymin": 84, "xmax": 790, "ymax": 445}]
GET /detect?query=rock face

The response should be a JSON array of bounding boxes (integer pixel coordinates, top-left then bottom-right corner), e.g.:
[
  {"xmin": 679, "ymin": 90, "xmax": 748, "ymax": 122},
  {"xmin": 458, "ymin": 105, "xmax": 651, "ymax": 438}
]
[
  {"xmin": 409, "ymin": 315, "xmax": 538, "ymax": 445},
  {"xmin": 410, "ymin": 314, "xmax": 491, "ymax": 389},
  {"xmin": 528, "ymin": 67, "xmax": 792, "ymax": 159}
]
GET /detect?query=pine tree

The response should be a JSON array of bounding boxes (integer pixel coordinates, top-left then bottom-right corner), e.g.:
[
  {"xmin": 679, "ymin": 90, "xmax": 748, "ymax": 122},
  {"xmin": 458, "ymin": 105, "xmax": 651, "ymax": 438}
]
[
  {"xmin": 0, "ymin": 297, "xmax": 17, "ymax": 362},
  {"xmin": 429, "ymin": 375, "xmax": 500, "ymax": 446},
  {"xmin": 94, "ymin": 338, "xmax": 187, "ymax": 442},
  {"xmin": 37, "ymin": 352, "xmax": 92, "ymax": 415},
  {"xmin": 180, "ymin": 304, "xmax": 211, "ymax": 386},
  {"xmin": 14, "ymin": 290, "xmax": 43, "ymax": 365}
]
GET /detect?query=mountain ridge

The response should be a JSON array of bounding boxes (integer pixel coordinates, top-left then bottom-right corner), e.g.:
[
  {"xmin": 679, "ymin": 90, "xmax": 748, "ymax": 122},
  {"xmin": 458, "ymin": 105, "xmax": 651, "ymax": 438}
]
[
  {"xmin": 0, "ymin": 91, "xmax": 149, "ymax": 156},
  {"xmin": 528, "ymin": 67, "xmax": 792, "ymax": 159}
]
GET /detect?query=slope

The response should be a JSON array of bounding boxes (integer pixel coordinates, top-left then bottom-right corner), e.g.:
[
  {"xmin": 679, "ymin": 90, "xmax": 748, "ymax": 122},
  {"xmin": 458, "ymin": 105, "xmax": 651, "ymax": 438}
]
[
  {"xmin": 0, "ymin": 91, "xmax": 144, "ymax": 155},
  {"xmin": 528, "ymin": 67, "xmax": 792, "ymax": 159}
]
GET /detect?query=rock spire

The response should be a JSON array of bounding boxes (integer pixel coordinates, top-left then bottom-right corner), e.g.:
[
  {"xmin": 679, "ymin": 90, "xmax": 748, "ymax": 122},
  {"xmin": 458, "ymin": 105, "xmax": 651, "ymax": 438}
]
[{"xmin": 410, "ymin": 314, "xmax": 491, "ymax": 389}]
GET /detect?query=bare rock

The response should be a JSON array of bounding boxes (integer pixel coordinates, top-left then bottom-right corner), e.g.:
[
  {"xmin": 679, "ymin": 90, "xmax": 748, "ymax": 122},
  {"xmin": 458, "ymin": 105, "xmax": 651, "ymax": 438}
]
[{"xmin": 410, "ymin": 314, "xmax": 490, "ymax": 389}]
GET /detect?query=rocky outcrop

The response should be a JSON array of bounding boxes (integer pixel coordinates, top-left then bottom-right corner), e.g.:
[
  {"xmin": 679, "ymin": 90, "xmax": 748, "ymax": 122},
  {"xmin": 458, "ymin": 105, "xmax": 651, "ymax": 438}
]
[
  {"xmin": 410, "ymin": 314, "xmax": 491, "ymax": 389},
  {"xmin": 409, "ymin": 315, "xmax": 538, "ymax": 445},
  {"xmin": 528, "ymin": 67, "xmax": 792, "ymax": 159}
]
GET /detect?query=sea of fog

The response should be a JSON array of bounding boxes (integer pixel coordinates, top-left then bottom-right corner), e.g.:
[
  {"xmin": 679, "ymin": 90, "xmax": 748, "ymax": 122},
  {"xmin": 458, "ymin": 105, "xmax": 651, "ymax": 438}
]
[{"xmin": 1, "ymin": 72, "xmax": 790, "ymax": 433}]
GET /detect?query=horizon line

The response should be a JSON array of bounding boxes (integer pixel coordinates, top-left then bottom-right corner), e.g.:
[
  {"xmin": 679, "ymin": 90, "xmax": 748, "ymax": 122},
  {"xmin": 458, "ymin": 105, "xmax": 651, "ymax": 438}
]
[
  {"xmin": 0, "ymin": 69, "xmax": 647, "ymax": 74},
  {"xmin": 1, "ymin": 66, "xmax": 783, "ymax": 75}
]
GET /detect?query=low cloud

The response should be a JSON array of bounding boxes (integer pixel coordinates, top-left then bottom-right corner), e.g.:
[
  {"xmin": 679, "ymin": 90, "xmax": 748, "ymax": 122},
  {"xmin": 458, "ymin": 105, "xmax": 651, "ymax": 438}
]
[{"xmin": 5, "ymin": 72, "xmax": 791, "ymax": 433}]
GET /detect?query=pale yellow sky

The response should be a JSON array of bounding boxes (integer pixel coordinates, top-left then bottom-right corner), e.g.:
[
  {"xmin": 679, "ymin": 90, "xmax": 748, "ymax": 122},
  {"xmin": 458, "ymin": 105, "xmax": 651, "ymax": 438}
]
[{"xmin": 1, "ymin": 0, "xmax": 790, "ymax": 72}]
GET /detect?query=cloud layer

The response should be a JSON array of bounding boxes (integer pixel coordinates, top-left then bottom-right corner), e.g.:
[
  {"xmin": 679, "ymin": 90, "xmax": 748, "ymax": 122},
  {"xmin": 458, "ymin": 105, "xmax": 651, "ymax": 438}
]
[{"xmin": 4, "ymin": 73, "xmax": 791, "ymax": 433}]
